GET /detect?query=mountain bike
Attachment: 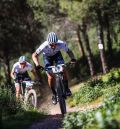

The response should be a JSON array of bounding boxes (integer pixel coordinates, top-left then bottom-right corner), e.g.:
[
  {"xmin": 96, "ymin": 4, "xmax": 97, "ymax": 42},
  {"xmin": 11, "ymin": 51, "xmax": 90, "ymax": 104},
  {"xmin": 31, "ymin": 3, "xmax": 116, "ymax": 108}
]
[
  {"xmin": 19, "ymin": 80, "xmax": 37, "ymax": 109},
  {"xmin": 46, "ymin": 64, "xmax": 68, "ymax": 115}
]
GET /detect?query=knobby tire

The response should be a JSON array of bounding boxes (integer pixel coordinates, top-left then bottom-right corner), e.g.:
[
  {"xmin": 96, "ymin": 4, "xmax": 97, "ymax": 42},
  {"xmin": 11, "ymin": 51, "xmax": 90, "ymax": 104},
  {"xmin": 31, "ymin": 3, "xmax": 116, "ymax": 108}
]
[
  {"xmin": 25, "ymin": 89, "xmax": 37, "ymax": 109},
  {"xmin": 56, "ymin": 78, "xmax": 66, "ymax": 115}
]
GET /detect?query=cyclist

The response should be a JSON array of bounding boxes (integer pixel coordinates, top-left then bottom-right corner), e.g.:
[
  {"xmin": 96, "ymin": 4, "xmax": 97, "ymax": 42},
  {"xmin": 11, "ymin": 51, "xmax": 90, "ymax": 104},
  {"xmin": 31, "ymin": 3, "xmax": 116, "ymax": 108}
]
[
  {"xmin": 32, "ymin": 32, "xmax": 76, "ymax": 105},
  {"xmin": 11, "ymin": 56, "xmax": 38, "ymax": 98}
]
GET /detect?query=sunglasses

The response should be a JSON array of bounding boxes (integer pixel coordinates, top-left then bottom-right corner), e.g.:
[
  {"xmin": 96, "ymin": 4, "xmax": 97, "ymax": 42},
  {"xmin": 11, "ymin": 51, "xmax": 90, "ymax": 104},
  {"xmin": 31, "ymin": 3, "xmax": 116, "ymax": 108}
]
[
  {"xmin": 20, "ymin": 62, "xmax": 26, "ymax": 65},
  {"xmin": 50, "ymin": 43, "xmax": 57, "ymax": 45}
]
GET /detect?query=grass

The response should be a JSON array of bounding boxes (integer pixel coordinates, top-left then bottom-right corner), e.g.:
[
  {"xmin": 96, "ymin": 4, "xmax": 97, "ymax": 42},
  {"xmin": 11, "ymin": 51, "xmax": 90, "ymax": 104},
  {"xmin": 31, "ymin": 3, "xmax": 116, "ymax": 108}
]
[{"xmin": 2, "ymin": 111, "xmax": 46, "ymax": 129}]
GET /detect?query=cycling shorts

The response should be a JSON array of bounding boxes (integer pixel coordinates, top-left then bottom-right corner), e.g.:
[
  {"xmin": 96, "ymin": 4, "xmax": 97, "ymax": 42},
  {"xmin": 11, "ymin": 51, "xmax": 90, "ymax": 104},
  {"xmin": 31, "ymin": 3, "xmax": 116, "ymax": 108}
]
[
  {"xmin": 43, "ymin": 51, "xmax": 64, "ymax": 68},
  {"xmin": 14, "ymin": 72, "xmax": 31, "ymax": 87}
]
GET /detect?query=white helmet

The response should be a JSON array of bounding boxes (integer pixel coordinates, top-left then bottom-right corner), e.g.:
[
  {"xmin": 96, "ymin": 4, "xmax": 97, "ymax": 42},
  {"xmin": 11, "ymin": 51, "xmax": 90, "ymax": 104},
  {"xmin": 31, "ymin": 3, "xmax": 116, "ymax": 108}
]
[
  {"xmin": 19, "ymin": 56, "xmax": 26, "ymax": 63},
  {"xmin": 47, "ymin": 32, "xmax": 58, "ymax": 44}
]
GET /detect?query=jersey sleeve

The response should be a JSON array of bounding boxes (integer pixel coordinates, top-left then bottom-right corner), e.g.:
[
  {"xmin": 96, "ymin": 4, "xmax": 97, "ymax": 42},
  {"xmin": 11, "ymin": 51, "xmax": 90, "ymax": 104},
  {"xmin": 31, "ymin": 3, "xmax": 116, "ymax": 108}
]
[
  {"xmin": 27, "ymin": 63, "xmax": 33, "ymax": 71},
  {"xmin": 62, "ymin": 42, "xmax": 69, "ymax": 52},
  {"xmin": 11, "ymin": 63, "xmax": 17, "ymax": 73},
  {"xmin": 36, "ymin": 45, "xmax": 42, "ymax": 55},
  {"xmin": 36, "ymin": 42, "xmax": 46, "ymax": 55}
]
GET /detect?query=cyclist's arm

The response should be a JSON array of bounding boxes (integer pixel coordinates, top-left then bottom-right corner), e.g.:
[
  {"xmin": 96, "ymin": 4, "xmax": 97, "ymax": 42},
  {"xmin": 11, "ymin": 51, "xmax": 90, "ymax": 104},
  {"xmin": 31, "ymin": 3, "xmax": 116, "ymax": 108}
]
[
  {"xmin": 10, "ymin": 65, "xmax": 16, "ymax": 80},
  {"xmin": 32, "ymin": 43, "xmax": 44, "ymax": 66},
  {"xmin": 32, "ymin": 52, "xmax": 40, "ymax": 66},
  {"xmin": 66, "ymin": 49, "xmax": 76, "ymax": 60},
  {"xmin": 11, "ymin": 70, "xmax": 15, "ymax": 79},
  {"xmin": 61, "ymin": 41, "xmax": 76, "ymax": 60}
]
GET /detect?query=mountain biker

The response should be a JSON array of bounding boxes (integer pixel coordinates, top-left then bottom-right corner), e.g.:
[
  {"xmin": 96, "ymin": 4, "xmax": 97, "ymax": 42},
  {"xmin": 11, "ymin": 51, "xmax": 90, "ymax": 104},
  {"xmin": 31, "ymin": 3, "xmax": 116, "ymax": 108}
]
[
  {"xmin": 11, "ymin": 56, "xmax": 38, "ymax": 98},
  {"xmin": 32, "ymin": 32, "xmax": 76, "ymax": 105}
]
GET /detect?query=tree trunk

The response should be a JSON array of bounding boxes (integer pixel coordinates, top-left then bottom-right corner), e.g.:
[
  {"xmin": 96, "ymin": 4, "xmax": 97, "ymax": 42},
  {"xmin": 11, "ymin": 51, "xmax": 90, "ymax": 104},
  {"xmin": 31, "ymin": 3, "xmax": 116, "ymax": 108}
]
[
  {"xmin": 4, "ymin": 54, "xmax": 11, "ymax": 85},
  {"xmin": 76, "ymin": 24, "xmax": 85, "ymax": 57},
  {"xmin": 96, "ymin": 10, "xmax": 109, "ymax": 73},
  {"xmin": 104, "ymin": 13, "xmax": 113, "ymax": 56},
  {"xmin": 80, "ymin": 22, "xmax": 95, "ymax": 76}
]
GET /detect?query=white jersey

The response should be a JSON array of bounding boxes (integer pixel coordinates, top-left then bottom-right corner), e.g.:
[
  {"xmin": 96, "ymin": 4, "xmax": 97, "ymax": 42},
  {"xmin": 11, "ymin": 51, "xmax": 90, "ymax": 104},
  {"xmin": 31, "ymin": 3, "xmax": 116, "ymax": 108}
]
[
  {"xmin": 11, "ymin": 62, "xmax": 33, "ymax": 74},
  {"xmin": 36, "ymin": 40, "xmax": 69, "ymax": 56}
]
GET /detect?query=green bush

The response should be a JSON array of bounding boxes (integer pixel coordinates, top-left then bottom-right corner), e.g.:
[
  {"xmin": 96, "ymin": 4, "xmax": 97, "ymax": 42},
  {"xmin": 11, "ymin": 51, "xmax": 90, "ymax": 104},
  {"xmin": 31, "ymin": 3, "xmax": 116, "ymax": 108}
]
[
  {"xmin": 64, "ymin": 97, "xmax": 120, "ymax": 129},
  {"xmin": 0, "ymin": 87, "xmax": 22, "ymax": 116},
  {"xmin": 101, "ymin": 69, "xmax": 120, "ymax": 85},
  {"xmin": 68, "ymin": 80, "xmax": 103, "ymax": 106},
  {"xmin": 68, "ymin": 68, "xmax": 120, "ymax": 107}
]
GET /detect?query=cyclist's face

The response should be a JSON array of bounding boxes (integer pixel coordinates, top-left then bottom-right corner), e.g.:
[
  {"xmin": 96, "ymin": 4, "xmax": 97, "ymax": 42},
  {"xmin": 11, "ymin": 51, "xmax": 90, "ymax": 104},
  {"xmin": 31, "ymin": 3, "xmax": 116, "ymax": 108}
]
[
  {"xmin": 20, "ymin": 62, "xmax": 26, "ymax": 68},
  {"xmin": 49, "ymin": 43, "xmax": 57, "ymax": 49}
]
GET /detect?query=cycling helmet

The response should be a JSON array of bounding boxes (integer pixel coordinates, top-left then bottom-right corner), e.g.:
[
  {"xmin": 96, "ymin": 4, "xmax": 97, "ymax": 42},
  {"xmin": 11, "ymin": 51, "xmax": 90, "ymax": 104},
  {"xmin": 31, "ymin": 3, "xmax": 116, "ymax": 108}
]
[
  {"xmin": 47, "ymin": 32, "xmax": 58, "ymax": 44},
  {"xmin": 19, "ymin": 56, "xmax": 26, "ymax": 63}
]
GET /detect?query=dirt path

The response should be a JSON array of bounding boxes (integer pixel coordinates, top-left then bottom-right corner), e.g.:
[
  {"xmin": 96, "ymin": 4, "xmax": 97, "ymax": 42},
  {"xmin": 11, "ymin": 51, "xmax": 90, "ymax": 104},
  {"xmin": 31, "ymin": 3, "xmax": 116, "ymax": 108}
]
[
  {"xmin": 27, "ymin": 84, "xmax": 101, "ymax": 129},
  {"xmin": 28, "ymin": 114, "xmax": 63, "ymax": 129}
]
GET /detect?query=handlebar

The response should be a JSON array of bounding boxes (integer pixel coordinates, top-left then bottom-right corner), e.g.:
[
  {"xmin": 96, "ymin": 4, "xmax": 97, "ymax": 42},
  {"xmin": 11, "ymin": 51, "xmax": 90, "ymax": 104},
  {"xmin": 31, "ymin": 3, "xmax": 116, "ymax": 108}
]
[{"xmin": 44, "ymin": 62, "xmax": 75, "ymax": 74}]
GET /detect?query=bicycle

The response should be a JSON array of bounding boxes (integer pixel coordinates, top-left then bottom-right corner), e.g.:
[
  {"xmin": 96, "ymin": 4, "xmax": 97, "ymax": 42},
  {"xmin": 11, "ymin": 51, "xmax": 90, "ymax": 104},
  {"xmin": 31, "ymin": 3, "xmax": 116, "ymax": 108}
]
[
  {"xmin": 45, "ymin": 63, "xmax": 69, "ymax": 115},
  {"xmin": 18, "ymin": 79, "xmax": 37, "ymax": 109}
]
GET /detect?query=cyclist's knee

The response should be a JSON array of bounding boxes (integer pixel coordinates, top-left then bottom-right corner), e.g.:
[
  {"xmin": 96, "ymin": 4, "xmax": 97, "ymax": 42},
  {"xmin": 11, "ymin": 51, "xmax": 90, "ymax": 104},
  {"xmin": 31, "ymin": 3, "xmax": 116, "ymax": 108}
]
[
  {"xmin": 15, "ymin": 85, "xmax": 20, "ymax": 96},
  {"xmin": 47, "ymin": 73, "xmax": 54, "ymax": 80}
]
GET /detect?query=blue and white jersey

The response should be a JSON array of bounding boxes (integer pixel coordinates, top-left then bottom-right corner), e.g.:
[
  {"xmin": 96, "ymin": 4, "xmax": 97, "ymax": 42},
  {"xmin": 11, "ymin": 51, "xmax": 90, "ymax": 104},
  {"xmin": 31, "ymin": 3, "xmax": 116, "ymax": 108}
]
[
  {"xmin": 11, "ymin": 62, "xmax": 33, "ymax": 74},
  {"xmin": 36, "ymin": 40, "xmax": 69, "ymax": 56}
]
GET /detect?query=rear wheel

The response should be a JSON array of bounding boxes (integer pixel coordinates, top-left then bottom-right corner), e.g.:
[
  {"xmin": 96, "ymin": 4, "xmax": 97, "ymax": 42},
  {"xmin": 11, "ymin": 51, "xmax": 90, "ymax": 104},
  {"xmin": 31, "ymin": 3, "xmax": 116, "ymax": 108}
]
[
  {"xmin": 56, "ymin": 78, "xmax": 66, "ymax": 115},
  {"xmin": 25, "ymin": 89, "xmax": 37, "ymax": 109}
]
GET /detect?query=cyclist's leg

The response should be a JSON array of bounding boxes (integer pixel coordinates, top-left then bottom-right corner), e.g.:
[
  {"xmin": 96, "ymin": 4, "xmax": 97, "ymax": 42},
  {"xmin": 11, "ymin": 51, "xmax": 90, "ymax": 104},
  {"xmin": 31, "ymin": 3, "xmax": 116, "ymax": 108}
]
[
  {"xmin": 15, "ymin": 82, "xmax": 20, "ymax": 98},
  {"xmin": 43, "ymin": 54, "xmax": 57, "ymax": 103},
  {"xmin": 43, "ymin": 54, "xmax": 58, "ymax": 104},
  {"xmin": 54, "ymin": 52, "xmax": 72, "ymax": 96},
  {"xmin": 46, "ymin": 72, "xmax": 57, "ymax": 104},
  {"xmin": 46, "ymin": 72, "xmax": 56, "ymax": 94}
]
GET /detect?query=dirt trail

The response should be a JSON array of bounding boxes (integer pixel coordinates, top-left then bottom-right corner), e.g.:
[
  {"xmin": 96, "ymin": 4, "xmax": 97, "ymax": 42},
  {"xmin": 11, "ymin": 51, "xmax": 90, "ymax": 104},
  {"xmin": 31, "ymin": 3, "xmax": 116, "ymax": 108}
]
[
  {"xmin": 28, "ymin": 83, "xmax": 101, "ymax": 129},
  {"xmin": 37, "ymin": 84, "xmax": 101, "ymax": 115}
]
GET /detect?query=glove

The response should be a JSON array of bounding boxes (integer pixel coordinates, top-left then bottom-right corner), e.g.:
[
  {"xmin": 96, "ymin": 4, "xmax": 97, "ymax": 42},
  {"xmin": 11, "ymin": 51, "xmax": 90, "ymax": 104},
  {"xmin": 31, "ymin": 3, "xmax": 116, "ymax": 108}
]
[
  {"xmin": 36, "ymin": 65, "xmax": 44, "ymax": 71},
  {"xmin": 13, "ymin": 77, "xmax": 18, "ymax": 83},
  {"xmin": 71, "ymin": 59, "xmax": 77, "ymax": 63}
]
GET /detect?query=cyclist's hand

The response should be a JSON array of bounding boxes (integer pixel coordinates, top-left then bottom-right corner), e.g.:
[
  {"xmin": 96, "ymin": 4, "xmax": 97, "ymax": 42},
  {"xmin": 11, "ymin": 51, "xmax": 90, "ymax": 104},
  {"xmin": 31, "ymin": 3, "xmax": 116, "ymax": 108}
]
[
  {"xmin": 13, "ymin": 77, "xmax": 18, "ymax": 83},
  {"xmin": 69, "ymin": 59, "xmax": 76, "ymax": 68},
  {"xmin": 71, "ymin": 59, "xmax": 77, "ymax": 64},
  {"xmin": 36, "ymin": 65, "xmax": 44, "ymax": 71}
]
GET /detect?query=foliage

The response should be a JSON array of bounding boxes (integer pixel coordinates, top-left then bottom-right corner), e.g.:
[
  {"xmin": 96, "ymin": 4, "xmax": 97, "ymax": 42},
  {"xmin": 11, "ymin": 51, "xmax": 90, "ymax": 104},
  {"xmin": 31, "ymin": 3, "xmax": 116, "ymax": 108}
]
[
  {"xmin": 0, "ymin": 86, "xmax": 46, "ymax": 129},
  {"xmin": 2, "ymin": 111, "xmax": 45, "ymax": 129},
  {"xmin": 0, "ymin": 0, "xmax": 37, "ymax": 60},
  {"xmin": 68, "ymin": 68, "xmax": 120, "ymax": 107},
  {"xmin": 0, "ymin": 86, "xmax": 22, "ymax": 116},
  {"xmin": 64, "ymin": 96, "xmax": 120, "ymax": 129}
]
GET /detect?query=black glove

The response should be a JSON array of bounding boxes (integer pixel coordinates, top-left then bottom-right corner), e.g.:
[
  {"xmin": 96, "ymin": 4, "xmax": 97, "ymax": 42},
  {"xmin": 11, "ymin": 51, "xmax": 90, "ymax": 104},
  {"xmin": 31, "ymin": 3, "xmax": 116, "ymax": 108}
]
[
  {"xmin": 36, "ymin": 65, "xmax": 44, "ymax": 71},
  {"xmin": 71, "ymin": 59, "xmax": 77, "ymax": 63},
  {"xmin": 13, "ymin": 77, "xmax": 19, "ymax": 83}
]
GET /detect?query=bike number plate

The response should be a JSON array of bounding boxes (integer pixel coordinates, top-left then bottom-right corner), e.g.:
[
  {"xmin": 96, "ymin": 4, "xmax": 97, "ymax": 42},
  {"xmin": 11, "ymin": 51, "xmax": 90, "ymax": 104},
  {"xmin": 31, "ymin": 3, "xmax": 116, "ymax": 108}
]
[{"xmin": 52, "ymin": 66, "xmax": 63, "ymax": 73}]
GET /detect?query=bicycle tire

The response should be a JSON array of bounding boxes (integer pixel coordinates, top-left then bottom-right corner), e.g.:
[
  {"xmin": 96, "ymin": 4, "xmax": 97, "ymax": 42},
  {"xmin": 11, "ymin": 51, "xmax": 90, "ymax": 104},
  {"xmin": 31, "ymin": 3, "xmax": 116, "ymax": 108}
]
[
  {"xmin": 56, "ymin": 77, "xmax": 66, "ymax": 115},
  {"xmin": 25, "ymin": 89, "xmax": 37, "ymax": 109}
]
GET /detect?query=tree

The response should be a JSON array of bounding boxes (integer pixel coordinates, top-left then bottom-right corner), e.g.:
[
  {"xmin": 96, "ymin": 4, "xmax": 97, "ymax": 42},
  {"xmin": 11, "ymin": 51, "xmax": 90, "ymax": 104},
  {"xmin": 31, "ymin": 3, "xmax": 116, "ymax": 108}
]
[
  {"xmin": 0, "ymin": 0, "xmax": 44, "ymax": 84},
  {"xmin": 77, "ymin": 0, "xmax": 109, "ymax": 73},
  {"xmin": 76, "ymin": 24, "xmax": 85, "ymax": 57},
  {"xmin": 60, "ymin": 0, "xmax": 95, "ymax": 76}
]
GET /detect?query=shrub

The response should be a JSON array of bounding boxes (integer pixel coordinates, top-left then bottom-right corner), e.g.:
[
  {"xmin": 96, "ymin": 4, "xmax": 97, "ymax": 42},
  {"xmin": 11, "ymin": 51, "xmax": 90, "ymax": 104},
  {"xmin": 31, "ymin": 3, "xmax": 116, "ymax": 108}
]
[
  {"xmin": 0, "ymin": 87, "xmax": 22, "ymax": 116},
  {"xmin": 68, "ymin": 81, "xmax": 103, "ymax": 106},
  {"xmin": 64, "ymin": 97, "xmax": 120, "ymax": 129}
]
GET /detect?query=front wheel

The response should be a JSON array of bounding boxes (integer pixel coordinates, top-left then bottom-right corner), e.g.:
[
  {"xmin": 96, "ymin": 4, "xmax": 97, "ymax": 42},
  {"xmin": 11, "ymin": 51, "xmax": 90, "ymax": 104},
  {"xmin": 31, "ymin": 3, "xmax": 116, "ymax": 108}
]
[
  {"xmin": 25, "ymin": 89, "xmax": 37, "ymax": 109},
  {"xmin": 56, "ymin": 78, "xmax": 66, "ymax": 115}
]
